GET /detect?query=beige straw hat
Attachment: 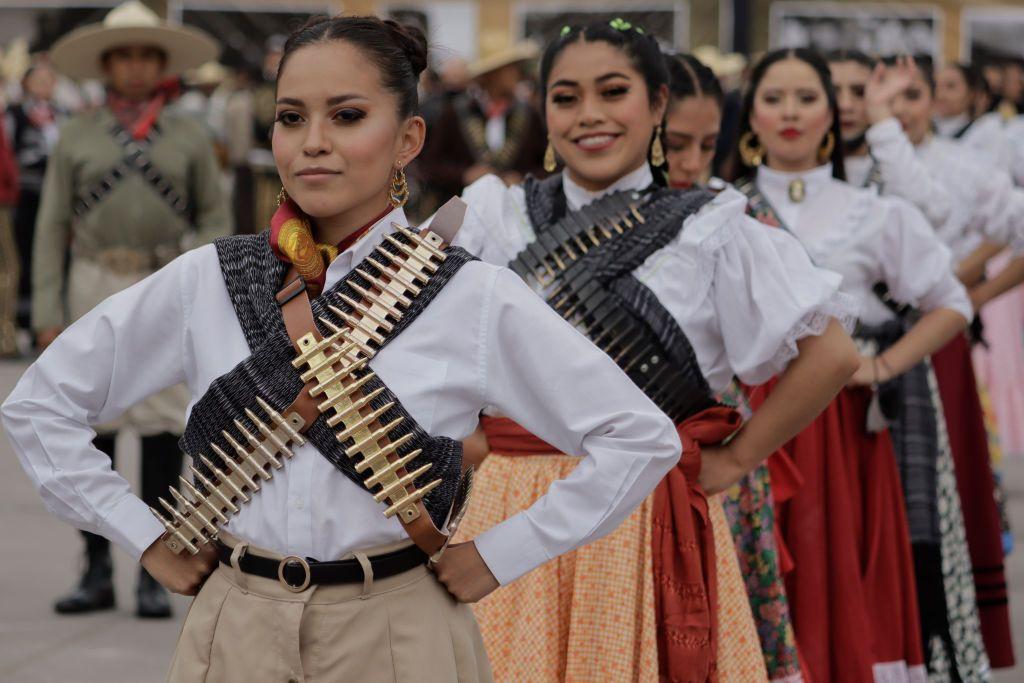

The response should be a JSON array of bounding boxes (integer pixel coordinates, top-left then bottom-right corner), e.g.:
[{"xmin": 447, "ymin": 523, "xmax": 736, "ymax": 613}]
[
  {"xmin": 51, "ymin": 1, "xmax": 219, "ymax": 80},
  {"xmin": 468, "ymin": 41, "xmax": 539, "ymax": 79}
]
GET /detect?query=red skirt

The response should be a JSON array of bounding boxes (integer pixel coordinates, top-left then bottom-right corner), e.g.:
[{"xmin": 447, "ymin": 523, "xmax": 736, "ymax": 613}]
[
  {"xmin": 931, "ymin": 334, "xmax": 1015, "ymax": 668},
  {"xmin": 748, "ymin": 383, "xmax": 924, "ymax": 682}
]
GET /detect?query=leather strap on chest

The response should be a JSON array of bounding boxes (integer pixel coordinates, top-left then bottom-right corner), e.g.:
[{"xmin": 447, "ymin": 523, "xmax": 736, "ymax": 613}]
[
  {"xmin": 271, "ymin": 199, "xmax": 472, "ymax": 558},
  {"xmin": 72, "ymin": 122, "xmax": 192, "ymax": 222}
]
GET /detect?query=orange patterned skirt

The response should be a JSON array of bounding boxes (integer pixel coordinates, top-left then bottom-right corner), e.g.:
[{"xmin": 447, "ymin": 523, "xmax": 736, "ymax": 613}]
[
  {"xmin": 457, "ymin": 452, "xmax": 659, "ymax": 681},
  {"xmin": 457, "ymin": 450, "xmax": 766, "ymax": 682}
]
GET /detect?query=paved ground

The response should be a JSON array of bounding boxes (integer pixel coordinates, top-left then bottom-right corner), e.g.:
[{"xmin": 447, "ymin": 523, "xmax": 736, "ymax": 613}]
[{"xmin": 0, "ymin": 357, "xmax": 1022, "ymax": 681}]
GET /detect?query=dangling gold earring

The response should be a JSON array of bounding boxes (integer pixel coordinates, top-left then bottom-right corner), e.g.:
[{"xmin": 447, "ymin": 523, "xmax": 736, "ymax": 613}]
[
  {"xmin": 650, "ymin": 125, "xmax": 665, "ymax": 166},
  {"xmin": 276, "ymin": 186, "xmax": 288, "ymax": 207},
  {"xmin": 738, "ymin": 131, "xmax": 764, "ymax": 167},
  {"xmin": 543, "ymin": 140, "xmax": 557, "ymax": 173},
  {"xmin": 818, "ymin": 131, "xmax": 836, "ymax": 163},
  {"xmin": 389, "ymin": 164, "xmax": 410, "ymax": 208}
]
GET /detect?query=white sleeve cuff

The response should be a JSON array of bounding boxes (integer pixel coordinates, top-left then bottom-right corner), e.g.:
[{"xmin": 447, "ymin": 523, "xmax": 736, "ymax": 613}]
[
  {"xmin": 866, "ymin": 118, "xmax": 903, "ymax": 145},
  {"xmin": 100, "ymin": 494, "xmax": 166, "ymax": 562},
  {"xmin": 472, "ymin": 510, "xmax": 552, "ymax": 586}
]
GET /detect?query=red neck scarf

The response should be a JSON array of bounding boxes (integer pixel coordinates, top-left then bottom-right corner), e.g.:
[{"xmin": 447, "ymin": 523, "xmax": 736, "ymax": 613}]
[
  {"xmin": 269, "ymin": 199, "xmax": 392, "ymax": 296},
  {"xmin": 107, "ymin": 78, "xmax": 181, "ymax": 140}
]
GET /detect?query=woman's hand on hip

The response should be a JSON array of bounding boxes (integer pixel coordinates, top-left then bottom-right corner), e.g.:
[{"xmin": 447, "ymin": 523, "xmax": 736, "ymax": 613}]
[
  {"xmin": 140, "ymin": 538, "xmax": 218, "ymax": 596},
  {"xmin": 430, "ymin": 541, "xmax": 499, "ymax": 603}
]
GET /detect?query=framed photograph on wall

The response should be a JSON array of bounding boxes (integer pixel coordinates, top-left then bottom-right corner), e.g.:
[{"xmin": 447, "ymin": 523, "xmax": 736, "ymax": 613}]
[
  {"xmin": 961, "ymin": 6, "xmax": 1024, "ymax": 62},
  {"xmin": 770, "ymin": 1, "xmax": 942, "ymax": 60},
  {"xmin": 514, "ymin": 0, "xmax": 689, "ymax": 51}
]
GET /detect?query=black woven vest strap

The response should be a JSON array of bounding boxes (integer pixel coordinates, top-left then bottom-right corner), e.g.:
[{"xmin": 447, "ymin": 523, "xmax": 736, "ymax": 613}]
[
  {"xmin": 865, "ymin": 157, "xmax": 885, "ymax": 192},
  {"xmin": 73, "ymin": 122, "xmax": 192, "ymax": 221},
  {"xmin": 517, "ymin": 175, "xmax": 718, "ymax": 422},
  {"xmin": 181, "ymin": 231, "xmax": 477, "ymax": 528},
  {"xmin": 854, "ymin": 320, "xmax": 940, "ymax": 545}
]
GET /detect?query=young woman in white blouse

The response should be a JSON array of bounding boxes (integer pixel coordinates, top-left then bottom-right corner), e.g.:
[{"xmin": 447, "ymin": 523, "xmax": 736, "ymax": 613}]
[
  {"xmin": 0, "ymin": 16, "xmax": 697, "ymax": 682},
  {"xmin": 731, "ymin": 47, "xmax": 974, "ymax": 683},
  {"xmin": 451, "ymin": 22, "xmax": 859, "ymax": 683},
  {"xmin": 828, "ymin": 52, "xmax": 1021, "ymax": 673}
]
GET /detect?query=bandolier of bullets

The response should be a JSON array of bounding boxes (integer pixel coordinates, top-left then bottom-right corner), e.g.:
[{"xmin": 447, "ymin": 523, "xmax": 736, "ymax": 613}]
[
  {"xmin": 290, "ymin": 224, "xmax": 447, "ymax": 526},
  {"xmin": 150, "ymin": 397, "xmax": 307, "ymax": 555},
  {"xmin": 509, "ymin": 192, "xmax": 707, "ymax": 422},
  {"xmin": 149, "ymin": 224, "xmax": 449, "ymax": 554},
  {"xmin": 509, "ymin": 191, "xmax": 645, "ymax": 289}
]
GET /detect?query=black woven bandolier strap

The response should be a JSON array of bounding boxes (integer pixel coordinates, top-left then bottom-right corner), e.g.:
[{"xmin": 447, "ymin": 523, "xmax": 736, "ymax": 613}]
[
  {"xmin": 181, "ymin": 230, "xmax": 477, "ymax": 530},
  {"xmin": 516, "ymin": 174, "xmax": 719, "ymax": 423}
]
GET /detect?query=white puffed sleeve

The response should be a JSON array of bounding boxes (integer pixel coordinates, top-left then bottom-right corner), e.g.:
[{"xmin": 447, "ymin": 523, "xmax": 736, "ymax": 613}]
[
  {"xmin": 449, "ymin": 174, "xmax": 533, "ymax": 266},
  {"xmin": 868, "ymin": 119, "xmax": 1024, "ymax": 255},
  {"xmin": 1, "ymin": 249, "xmax": 201, "ymax": 560},
  {"xmin": 871, "ymin": 197, "xmax": 973, "ymax": 322},
  {"xmin": 711, "ymin": 213, "xmax": 857, "ymax": 385},
  {"xmin": 866, "ymin": 119, "xmax": 955, "ymax": 228},
  {"xmin": 639, "ymin": 190, "xmax": 858, "ymax": 391}
]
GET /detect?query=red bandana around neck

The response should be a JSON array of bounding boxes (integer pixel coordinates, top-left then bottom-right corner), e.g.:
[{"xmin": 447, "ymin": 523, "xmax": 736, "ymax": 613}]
[
  {"xmin": 269, "ymin": 199, "xmax": 392, "ymax": 296},
  {"xmin": 107, "ymin": 78, "xmax": 181, "ymax": 140}
]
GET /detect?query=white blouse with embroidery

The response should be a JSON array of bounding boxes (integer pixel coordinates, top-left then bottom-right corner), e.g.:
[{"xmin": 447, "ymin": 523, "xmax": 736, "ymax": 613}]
[
  {"xmin": 451, "ymin": 166, "xmax": 857, "ymax": 395},
  {"xmin": 756, "ymin": 164, "xmax": 972, "ymax": 327}
]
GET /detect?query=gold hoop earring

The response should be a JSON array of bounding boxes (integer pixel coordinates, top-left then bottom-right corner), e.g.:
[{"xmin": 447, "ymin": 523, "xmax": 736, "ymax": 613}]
[
  {"xmin": 738, "ymin": 131, "xmax": 764, "ymax": 167},
  {"xmin": 389, "ymin": 165, "xmax": 410, "ymax": 208},
  {"xmin": 818, "ymin": 131, "xmax": 836, "ymax": 163},
  {"xmin": 276, "ymin": 186, "xmax": 288, "ymax": 207},
  {"xmin": 543, "ymin": 140, "xmax": 557, "ymax": 173},
  {"xmin": 650, "ymin": 125, "xmax": 665, "ymax": 167}
]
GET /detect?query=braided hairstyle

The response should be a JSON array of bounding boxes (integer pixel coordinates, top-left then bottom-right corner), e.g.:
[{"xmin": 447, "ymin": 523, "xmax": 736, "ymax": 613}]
[
  {"xmin": 539, "ymin": 20, "xmax": 670, "ymax": 181},
  {"xmin": 665, "ymin": 53, "xmax": 724, "ymax": 108},
  {"xmin": 277, "ymin": 15, "xmax": 428, "ymax": 119}
]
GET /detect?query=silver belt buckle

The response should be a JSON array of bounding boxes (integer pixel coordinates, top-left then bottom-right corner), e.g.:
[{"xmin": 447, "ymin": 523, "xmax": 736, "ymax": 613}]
[{"xmin": 277, "ymin": 555, "xmax": 311, "ymax": 592}]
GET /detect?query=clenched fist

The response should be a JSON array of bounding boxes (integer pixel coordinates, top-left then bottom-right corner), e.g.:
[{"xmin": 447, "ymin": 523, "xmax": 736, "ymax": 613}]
[
  {"xmin": 430, "ymin": 541, "xmax": 499, "ymax": 603},
  {"xmin": 140, "ymin": 538, "xmax": 219, "ymax": 596}
]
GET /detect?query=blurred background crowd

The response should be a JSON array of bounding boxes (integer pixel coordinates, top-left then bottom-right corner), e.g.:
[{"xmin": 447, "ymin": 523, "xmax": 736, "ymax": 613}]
[
  {"xmin": 0, "ymin": 0, "xmax": 1022, "ymax": 357},
  {"xmin": 0, "ymin": 1, "xmax": 1023, "ymax": 680}
]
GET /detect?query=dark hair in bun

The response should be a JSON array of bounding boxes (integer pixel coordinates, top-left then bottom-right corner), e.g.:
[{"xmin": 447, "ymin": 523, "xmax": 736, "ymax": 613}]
[{"xmin": 278, "ymin": 14, "xmax": 428, "ymax": 118}]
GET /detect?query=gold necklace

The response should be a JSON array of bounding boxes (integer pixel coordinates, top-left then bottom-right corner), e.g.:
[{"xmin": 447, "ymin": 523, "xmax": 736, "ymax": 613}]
[{"xmin": 788, "ymin": 178, "xmax": 806, "ymax": 203}]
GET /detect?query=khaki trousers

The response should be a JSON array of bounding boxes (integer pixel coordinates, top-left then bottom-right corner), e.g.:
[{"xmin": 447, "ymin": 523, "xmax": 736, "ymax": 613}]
[{"xmin": 167, "ymin": 534, "xmax": 492, "ymax": 683}]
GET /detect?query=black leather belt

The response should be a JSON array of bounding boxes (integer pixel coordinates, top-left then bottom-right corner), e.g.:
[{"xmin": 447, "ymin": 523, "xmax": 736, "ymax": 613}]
[{"xmin": 215, "ymin": 540, "xmax": 427, "ymax": 592}]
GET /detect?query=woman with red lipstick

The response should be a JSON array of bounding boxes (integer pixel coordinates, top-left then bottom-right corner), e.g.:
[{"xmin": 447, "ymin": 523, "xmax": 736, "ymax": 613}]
[
  {"xmin": 450, "ymin": 22, "xmax": 860, "ymax": 682},
  {"xmin": 731, "ymin": 48, "xmax": 978, "ymax": 683}
]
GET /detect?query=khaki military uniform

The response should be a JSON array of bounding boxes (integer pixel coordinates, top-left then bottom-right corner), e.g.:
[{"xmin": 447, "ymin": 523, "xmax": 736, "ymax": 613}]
[{"xmin": 33, "ymin": 106, "xmax": 232, "ymax": 435}]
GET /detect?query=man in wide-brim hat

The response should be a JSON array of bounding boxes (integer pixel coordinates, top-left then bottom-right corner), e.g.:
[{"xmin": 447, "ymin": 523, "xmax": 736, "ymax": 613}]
[
  {"xmin": 412, "ymin": 41, "xmax": 546, "ymax": 219},
  {"xmin": 35, "ymin": 0, "xmax": 231, "ymax": 619}
]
